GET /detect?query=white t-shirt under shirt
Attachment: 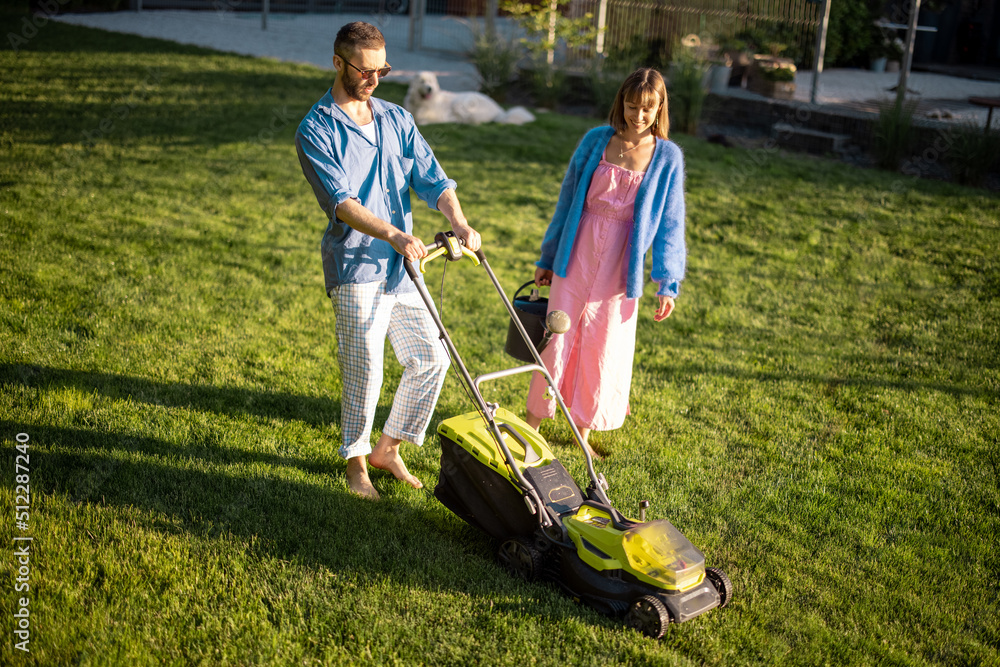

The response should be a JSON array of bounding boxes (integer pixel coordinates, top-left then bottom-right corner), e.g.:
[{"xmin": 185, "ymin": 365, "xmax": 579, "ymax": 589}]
[{"xmin": 359, "ymin": 120, "xmax": 376, "ymax": 143}]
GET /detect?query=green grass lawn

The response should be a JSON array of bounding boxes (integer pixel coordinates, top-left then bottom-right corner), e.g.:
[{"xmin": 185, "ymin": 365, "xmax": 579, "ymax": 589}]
[{"xmin": 2, "ymin": 11, "xmax": 999, "ymax": 666}]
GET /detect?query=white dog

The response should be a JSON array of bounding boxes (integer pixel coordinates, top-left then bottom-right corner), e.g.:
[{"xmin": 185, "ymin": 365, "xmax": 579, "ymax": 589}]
[{"xmin": 403, "ymin": 72, "xmax": 535, "ymax": 126}]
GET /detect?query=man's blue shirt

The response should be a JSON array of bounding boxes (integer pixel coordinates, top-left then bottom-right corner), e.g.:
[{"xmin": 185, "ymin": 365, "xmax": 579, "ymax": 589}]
[{"xmin": 296, "ymin": 91, "xmax": 457, "ymax": 294}]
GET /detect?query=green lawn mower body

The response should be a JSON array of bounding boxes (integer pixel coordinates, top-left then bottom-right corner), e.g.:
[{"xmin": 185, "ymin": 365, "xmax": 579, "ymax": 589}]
[{"xmin": 434, "ymin": 408, "xmax": 731, "ymax": 637}]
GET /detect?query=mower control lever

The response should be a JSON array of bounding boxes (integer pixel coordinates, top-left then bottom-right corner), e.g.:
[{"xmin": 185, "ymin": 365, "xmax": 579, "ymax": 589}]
[{"xmin": 418, "ymin": 231, "xmax": 480, "ymax": 274}]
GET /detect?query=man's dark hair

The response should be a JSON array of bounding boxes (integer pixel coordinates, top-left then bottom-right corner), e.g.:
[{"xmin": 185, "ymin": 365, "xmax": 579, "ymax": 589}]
[{"xmin": 334, "ymin": 22, "xmax": 386, "ymax": 58}]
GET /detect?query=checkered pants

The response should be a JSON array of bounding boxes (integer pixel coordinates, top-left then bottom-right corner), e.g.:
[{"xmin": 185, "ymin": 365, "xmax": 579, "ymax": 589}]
[{"xmin": 329, "ymin": 282, "xmax": 450, "ymax": 459}]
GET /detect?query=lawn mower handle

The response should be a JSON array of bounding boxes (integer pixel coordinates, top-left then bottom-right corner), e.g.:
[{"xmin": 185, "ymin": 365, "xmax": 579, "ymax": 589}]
[
  {"xmin": 402, "ymin": 234, "xmax": 612, "ymax": 512},
  {"xmin": 473, "ymin": 365, "xmax": 548, "ymax": 391},
  {"xmin": 405, "ymin": 231, "xmax": 483, "ymax": 279}
]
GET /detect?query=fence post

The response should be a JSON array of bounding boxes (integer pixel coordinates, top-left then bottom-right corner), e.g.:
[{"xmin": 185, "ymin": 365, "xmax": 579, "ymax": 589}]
[
  {"xmin": 595, "ymin": 0, "xmax": 608, "ymax": 56},
  {"xmin": 408, "ymin": 0, "xmax": 425, "ymax": 50},
  {"xmin": 810, "ymin": 0, "xmax": 831, "ymax": 105},
  {"xmin": 486, "ymin": 0, "xmax": 498, "ymax": 36},
  {"xmin": 896, "ymin": 0, "xmax": 922, "ymax": 108},
  {"xmin": 262, "ymin": 0, "xmax": 269, "ymax": 31}
]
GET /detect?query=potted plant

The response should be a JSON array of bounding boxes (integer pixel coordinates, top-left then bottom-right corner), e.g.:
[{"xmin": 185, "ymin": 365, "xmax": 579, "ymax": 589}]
[
  {"xmin": 748, "ymin": 56, "xmax": 796, "ymax": 100},
  {"xmin": 870, "ymin": 22, "xmax": 904, "ymax": 72},
  {"xmin": 885, "ymin": 35, "xmax": 904, "ymax": 72},
  {"xmin": 713, "ymin": 34, "xmax": 748, "ymax": 91}
]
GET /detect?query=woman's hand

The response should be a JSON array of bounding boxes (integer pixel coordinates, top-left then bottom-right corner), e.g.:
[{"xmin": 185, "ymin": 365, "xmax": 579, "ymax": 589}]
[
  {"xmin": 654, "ymin": 295, "xmax": 675, "ymax": 322},
  {"xmin": 534, "ymin": 267, "xmax": 554, "ymax": 287}
]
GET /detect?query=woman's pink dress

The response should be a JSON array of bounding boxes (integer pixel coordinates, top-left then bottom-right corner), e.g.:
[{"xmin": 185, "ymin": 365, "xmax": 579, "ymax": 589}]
[{"xmin": 527, "ymin": 156, "xmax": 644, "ymax": 431}]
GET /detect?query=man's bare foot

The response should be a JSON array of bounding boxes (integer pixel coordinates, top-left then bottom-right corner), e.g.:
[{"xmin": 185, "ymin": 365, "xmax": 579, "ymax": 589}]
[
  {"xmin": 346, "ymin": 456, "xmax": 379, "ymax": 500},
  {"xmin": 369, "ymin": 435, "xmax": 423, "ymax": 489}
]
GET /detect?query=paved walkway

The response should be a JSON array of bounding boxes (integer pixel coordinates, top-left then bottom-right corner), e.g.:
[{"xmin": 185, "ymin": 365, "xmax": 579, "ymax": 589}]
[
  {"xmin": 791, "ymin": 69, "xmax": 1000, "ymax": 127},
  {"xmin": 52, "ymin": 9, "xmax": 483, "ymax": 90},
  {"xmin": 52, "ymin": 9, "xmax": 1000, "ymax": 126}
]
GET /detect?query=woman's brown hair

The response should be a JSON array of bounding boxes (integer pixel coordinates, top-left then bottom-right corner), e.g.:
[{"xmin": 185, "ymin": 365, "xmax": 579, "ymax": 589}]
[{"xmin": 608, "ymin": 68, "xmax": 669, "ymax": 140}]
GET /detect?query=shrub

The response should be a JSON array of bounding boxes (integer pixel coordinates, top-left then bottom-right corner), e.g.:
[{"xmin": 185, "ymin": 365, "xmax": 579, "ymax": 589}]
[
  {"xmin": 945, "ymin": 123, "xmax": 1000, "ymax": 187},
  {"xmin": 588, "ymin": 63, "xmax": 624, "ymax": 119},
  {"xmin": 501, "ymin": 0, "xmax": 596, "ymax": 109},
  {"xmin": 667, "ymin": 36, "xmax": 711, "ymax": 135},
  {"xmin": 873, "ymin": 98, "xmax": 918, "ymax": 171},
  {"xmin": 825, "ymin": 0, "xmax": 876, "ymax": 66},
  {"xmin": 526, "ymin": 60, "xmax": 568, "ymax": 109},
  {"xmin": 467, "ymin": 25, "xmax": 523, "ymax": 103}
]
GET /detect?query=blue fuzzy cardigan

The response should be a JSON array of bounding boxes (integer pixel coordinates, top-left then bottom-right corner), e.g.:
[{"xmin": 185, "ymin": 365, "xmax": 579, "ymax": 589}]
[{"xmin": 537, "ymin": 126, "xmax": 686, "ymax": 298}]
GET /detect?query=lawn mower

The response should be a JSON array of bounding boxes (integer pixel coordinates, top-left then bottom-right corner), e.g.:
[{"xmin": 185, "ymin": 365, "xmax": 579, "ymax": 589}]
[{"xmin": 404, "ymin": 233, "xmax": 732, "ymax": 639}]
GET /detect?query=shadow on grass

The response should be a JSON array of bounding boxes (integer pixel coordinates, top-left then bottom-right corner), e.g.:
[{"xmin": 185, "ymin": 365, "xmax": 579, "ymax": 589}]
[
  {"xmin": 3, "ymin": 13, "xmax": 233, "ymax": 56},
  {"xmin": 1, "ymin": 417, "xmax": 466, "ymax": 578},
  {"xmin": 650, "ymin": 359, "xmax": 999, "ymax": 400},
  {"xmin": 1, "ymin": 416, "xmax": 610, "ymax": 632},
  {"xmin": 1, "ymin": 362, "xmax": 341, "ymax": 431},
  {"xmin": 3, "ymin": 17, "xmax": 326, "ymax": 147},
  {"xmin": 5, "ymin": 17, "xmax": 588, "ymax": 163},
  {"xmin": 1, "ymin": 410, "xmax": 336, "ymax": 475}
]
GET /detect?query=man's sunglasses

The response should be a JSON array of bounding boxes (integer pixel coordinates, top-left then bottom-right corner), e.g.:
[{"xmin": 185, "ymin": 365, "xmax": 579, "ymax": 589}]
[{"xmin": 339, "ymin": 56, "xmax": 391, "ymax": 80}]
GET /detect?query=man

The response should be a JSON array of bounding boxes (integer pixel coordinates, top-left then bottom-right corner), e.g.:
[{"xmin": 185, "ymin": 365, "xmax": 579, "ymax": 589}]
[{"xmin": 296, "ymin": 22, "xmax": 480, "ymax": 500}]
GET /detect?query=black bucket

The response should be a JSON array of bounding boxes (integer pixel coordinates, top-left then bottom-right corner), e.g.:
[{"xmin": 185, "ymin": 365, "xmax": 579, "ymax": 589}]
[{"xmin": 505, "ymin": 280, "xmax": 548, "ymax": 363}]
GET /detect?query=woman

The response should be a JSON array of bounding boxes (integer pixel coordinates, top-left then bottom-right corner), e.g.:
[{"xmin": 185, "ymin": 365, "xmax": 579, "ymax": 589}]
[{"xmin": 526, "ymin": 68, "xmax": 686, "ymax": 459}]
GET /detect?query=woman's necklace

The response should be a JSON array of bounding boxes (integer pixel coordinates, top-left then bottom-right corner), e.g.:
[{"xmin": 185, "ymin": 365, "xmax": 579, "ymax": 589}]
[{"xmin": 617, "ymin": 134, "xmax": 650, "ymax": 159}]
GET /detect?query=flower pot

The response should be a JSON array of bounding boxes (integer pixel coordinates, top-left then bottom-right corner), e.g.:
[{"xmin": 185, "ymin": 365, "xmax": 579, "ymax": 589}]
[
  {"xmin": 767, "ymin": 81, "xmax": 796, "ymax": 100},
  {"xmin": 709, "ymin": 64, "xmax": 732, "ymax": 94},
  {"xmin": 749, "ymin": 79, "xmax": 796, "ymax": 100},
  {"xmin": 886, "ymin": 60, "xmax": 900, "ymax": 73},
  {"xmin": 870, "ymin": 57, "xmax": 888, "ymax": 73},
  {"xmin": 747, "ymin": 57, "xmax": 797, "ymax": 100}
]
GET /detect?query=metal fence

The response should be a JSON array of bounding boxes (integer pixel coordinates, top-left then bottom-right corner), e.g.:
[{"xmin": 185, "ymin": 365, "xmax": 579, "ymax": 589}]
[
  {"xmin": 134, "ymin": 0, "xmax": 819, "ymax": 62},
  {"xmin": 137, "ymin": 0, "xmax": 492, "ymax": 53},
  {"xmin": 574, "ymin": 0, "xmax": 821, "ymax": 66}
]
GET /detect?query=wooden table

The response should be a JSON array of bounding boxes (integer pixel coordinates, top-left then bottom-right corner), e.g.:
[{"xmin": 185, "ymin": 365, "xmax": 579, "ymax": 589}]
[{"xmin": 969, "ymin": 97, "xmax": 1000, "ymax": 134}]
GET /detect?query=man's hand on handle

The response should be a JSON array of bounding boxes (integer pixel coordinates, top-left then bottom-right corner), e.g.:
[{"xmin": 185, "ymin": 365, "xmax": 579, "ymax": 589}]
[
  {"xmin": 437, "ymin": 188, "xmax": 481, "ymax": 253},
  {"xmin": 450, "ymin": 220, "xmax": 481, "ymax": 253},
  {"xmin": 388, "ymin": 229, "xmax": 428, "ymax": 261}
]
